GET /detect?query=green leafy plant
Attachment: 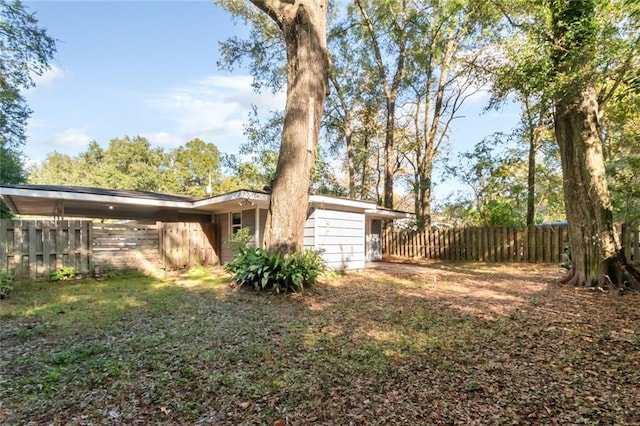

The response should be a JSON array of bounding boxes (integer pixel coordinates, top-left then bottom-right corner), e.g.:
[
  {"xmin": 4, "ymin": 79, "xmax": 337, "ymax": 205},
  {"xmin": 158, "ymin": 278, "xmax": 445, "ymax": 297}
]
[
  {"xmin": 560, "ymin": 242, "xmax": 572, "ymax": 270},
  {"xmin": 50, "ymin": 266, "xmax": 77, "ymax": 282},
  {"xmin": 224, "ymin": 247, "xmax": 327, "ymax": 293},
  {"xmin": 223, "ymin": 227, "xmax": 252, "ymax": 255},
  {"xmin": 0, "ymin": 271, "xmax": 14, "ymax": 299},
  {"xmin": 105, "ymin": 269, "xmax": 118, "ymax": 279}
]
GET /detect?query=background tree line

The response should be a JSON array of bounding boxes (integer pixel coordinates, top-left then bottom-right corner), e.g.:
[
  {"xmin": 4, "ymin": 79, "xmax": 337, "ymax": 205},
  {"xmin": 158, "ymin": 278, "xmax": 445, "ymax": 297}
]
[
  {"xmin": 4, "ymin": 0, "xmax": 638, "ymax": 231},
  {"xmin": 3, "ymin": 0, "xmax": 640, "ymax": 287}
]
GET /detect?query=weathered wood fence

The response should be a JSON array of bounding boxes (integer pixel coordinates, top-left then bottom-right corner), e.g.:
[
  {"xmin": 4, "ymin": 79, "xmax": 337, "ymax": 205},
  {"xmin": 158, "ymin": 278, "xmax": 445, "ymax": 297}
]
[
  {"xmin": 0, "ymin": 220, "xmax": 220, "ymax": 281},
  {"xmin": 0, "ymin": 220, "xmax": 92, "ymax": 280},
  {"xmin": 383, "ymin": 224, "xmax": 640, "ymax": 263}
]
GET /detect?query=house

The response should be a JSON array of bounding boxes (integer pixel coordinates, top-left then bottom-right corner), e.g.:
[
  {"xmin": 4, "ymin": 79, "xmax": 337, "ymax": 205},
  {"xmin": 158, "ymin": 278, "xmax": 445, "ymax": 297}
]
[{"xmin": 0, "ymin": 185, "xmax": 412, "ymax": 270}]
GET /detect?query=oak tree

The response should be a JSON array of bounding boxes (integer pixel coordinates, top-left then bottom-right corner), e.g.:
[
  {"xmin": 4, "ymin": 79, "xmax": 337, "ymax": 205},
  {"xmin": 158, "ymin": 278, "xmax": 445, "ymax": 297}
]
[{"xmin": 246, "ymin": 0, "xmax": 330, "ymax": 254}]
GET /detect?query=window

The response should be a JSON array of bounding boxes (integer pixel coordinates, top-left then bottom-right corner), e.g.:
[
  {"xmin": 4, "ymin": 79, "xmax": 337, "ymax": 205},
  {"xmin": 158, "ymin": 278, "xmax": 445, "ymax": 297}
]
[{"xmin": 231, "ymin": 212, "xmax": 242, "ymax": 234}]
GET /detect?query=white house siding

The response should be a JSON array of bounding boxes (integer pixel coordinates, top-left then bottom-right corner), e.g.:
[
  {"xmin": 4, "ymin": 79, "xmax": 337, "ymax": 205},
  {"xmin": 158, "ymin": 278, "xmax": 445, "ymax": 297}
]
[
  {"xmin": 307, "ymin": 208, "xmax": 365, "ymax": 270},
  {"xmin": 219, "ymin": 206, "xmax": 368, "ymax": 270},
  {"xmin": 303, "ymin": 210, "xmax": 316, "ymax": 250}
]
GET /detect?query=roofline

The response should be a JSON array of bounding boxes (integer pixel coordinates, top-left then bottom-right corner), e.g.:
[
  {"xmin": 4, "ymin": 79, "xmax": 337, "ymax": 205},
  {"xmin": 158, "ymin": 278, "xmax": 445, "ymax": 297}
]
[
  {"xmin": 192, "ymin": 189, "xmax": 270, "ymax": 208},
  {"xmin": 309, "ymin": 194, "xmax": 377, "ymax": 210},
  {"xmin": 0, "ymin": 186, "xmax": 194, "ymax": 209},
  {"xmin": 0, "ymin": 185, "xmax": 414, "ymax": 218},
  {"xmin": 364, "ymin": 208, "xmax": 414, "ymax": 219}
]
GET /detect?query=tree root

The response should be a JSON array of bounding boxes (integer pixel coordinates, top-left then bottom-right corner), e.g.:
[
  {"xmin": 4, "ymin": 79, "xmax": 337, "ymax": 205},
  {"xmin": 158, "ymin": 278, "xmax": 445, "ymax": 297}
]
[{"xmin": 558, "ymin": 256, "xmax": 640, "ymax": 293}]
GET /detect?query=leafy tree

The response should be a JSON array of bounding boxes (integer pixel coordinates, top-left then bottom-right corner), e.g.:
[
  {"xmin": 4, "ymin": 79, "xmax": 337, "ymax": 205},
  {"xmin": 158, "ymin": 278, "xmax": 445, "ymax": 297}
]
[
  {"xmin": 219, "ymin": 0, "xmax": 330, "ymax": 254},
  {"xmin": 548, "ymin": 0, "xmax": 640, "ymax": 288},
  {"xmin": 487, "ymin": 0, "xmax": 640, "ymax": 288},
  {"xmin": 0, "ymin": 0, "xmax": 56, "ymax": 149},
  {"xmin": 28, "ymin": 152, "xmax": 80, "ymax": 186},
  {"xmin": 603, "ymin": 84, "xmax": 640, "ymax": 226},
  {"xmin": 170, "ymin": 138, "xmax": 222, "ymax": 197},
  {"xmin": 101, "ymin": 136, "xmax": 171, "ymax": 192},
  {"xmin": 445, "ymin": 132, "xmax": 564, "ymax": 227},
  {"xmin": 348, "ymin": 0, "xmax": 413, "ymax": 209},
  {"xmin": 0, "ymin": 146, "xmax": 25, "ymax": 217},
  {"xmin": 447, "ymin": 137, "xmax": 527, "ymax": 226},
  {"xmin": 29, "ymin": 136, "xmax": 173, "ymax": 193},
  {"xmin": 323, "ymin": 5, "xmax": 383, "ymax": 201},
  {"xmin": 397, "ymin": 0, "xmax": 496, "ymax": 228}
]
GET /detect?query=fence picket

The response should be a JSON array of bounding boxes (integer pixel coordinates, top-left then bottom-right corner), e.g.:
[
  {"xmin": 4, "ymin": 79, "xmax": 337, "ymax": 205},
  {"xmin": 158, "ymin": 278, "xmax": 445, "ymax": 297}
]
[{"xmin": 382, "ymin": 223, "xmax": 638, "ymax": 265}]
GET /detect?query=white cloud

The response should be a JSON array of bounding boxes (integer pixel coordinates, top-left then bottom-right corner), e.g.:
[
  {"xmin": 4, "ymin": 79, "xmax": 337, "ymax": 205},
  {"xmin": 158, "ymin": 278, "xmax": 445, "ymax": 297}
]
[
  {"xmin": 145, "ymin": 74, "xmax": 286, "ymax": 152},
  {"xmin": 142, "ymin": 131, "xmax": 183, "ymax": 149},
  {"xmin": 23, "ymin": 127, "xmax": 92, "ymax": 163},
  {"xmin": 29, "ymin": 64, "xmax": 66, "ymax": 91},
  {"xmin": 51, "ymin": 127, "xmax": 92, "ymax": 150}
]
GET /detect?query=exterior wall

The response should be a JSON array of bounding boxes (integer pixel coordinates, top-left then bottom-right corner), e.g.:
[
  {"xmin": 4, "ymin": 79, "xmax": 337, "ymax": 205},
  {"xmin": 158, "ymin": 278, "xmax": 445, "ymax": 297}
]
[
  {"xmin": 219, "ymin": 206, "xmax": 367, "ymax": 270},
  {"xmin": 216, "ymin": 212, "xmax": 232, "ymax": 263},
  {"xmin": 307, "ymin": 208, "xmax": 365, "ymax": 270},
  {"xmin": 242, "ymin": 209, "xmax": 256, "ymax": 245},
  {"xmin": 366, "ymin": 219, "xmax": 383, "ymax": 261},
  {"xmin": 217, "ymin": 208, "xmax": 264, "ymax": 264}
]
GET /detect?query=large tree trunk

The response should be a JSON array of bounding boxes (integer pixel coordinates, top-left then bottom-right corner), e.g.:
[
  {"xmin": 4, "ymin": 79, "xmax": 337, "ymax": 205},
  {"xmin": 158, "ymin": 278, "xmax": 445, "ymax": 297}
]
[
  {"xmin": 550, "ymin": 0, "xmax": 640, "ymax": 290},
  {"xmin": 555, "ymin": 86, "xmax": 640, "ymax": 290},
  {"xmin": 253, "ymin": 0, "xmax": 329, "ymax": 254},
  {"xmin": 383, "ymin": 100, "xmax": 395, "ymax": 209}
]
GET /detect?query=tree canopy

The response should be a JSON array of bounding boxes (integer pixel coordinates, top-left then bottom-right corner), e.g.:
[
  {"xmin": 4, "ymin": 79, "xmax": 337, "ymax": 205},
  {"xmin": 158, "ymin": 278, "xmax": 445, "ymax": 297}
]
[{"xmin": 0, "ymin": 0, "xmax": 56, "ymax": 150}]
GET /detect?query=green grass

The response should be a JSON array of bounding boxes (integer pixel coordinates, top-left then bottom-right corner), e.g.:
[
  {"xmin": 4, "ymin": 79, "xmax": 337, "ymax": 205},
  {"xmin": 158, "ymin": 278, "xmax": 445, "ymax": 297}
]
[{"xmin": 1, "ymin": 264, "xmax": 639, "ymax": 425}]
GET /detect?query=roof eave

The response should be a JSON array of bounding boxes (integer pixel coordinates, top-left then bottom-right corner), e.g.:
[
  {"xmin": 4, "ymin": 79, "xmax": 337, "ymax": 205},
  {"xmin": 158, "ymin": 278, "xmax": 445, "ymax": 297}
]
[{"xmin": 0, "ymin": 187, "xmax": 194, "ymax": 209}]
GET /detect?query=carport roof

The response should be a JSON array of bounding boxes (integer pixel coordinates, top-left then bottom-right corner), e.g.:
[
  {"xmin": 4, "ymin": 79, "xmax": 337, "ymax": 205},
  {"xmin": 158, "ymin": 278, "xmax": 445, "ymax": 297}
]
[{"xmin": 0, "ymin": 184, "xmax": 413, "ymax": 221}]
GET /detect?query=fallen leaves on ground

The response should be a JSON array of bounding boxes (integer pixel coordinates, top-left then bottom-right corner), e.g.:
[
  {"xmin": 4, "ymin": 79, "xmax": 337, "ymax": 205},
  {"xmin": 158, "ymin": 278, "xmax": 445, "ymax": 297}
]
[{"xmin": 1, "ymin": 261, "xmax": 639, "ymax": 425}]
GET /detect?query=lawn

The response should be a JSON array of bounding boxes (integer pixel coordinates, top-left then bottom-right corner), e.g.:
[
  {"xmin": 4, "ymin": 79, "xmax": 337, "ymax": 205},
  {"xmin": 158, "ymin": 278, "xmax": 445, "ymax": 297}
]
[{"xmin": 1, "ymin": 261, "xmax": 639, "ymax": 425}]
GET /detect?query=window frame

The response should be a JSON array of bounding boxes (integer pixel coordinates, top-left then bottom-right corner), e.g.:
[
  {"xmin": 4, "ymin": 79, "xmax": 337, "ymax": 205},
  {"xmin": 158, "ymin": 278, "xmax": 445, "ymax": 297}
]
[{"xmin": 230, "ymin": 211, "xmax": 242, "ymax": 235}]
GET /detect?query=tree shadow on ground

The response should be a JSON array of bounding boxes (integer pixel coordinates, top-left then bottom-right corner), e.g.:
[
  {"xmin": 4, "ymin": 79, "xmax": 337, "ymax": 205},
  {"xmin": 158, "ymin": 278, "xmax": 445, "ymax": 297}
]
[{"xmin": 2, "ymin": 264, "xmax": 639, "ymax": 425}]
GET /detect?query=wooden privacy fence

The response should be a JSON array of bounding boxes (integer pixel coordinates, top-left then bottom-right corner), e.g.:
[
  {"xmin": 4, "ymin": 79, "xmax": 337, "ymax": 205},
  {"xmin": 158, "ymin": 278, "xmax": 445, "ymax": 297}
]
[
  {"xmin": 383, "ymin": 224, "xmax": 640, "ymax": 263},
  {"xmin": 0, "ymin": 220, "xmax": 93, "ymax": 280},
  {"xmin": 1, "ymin": 220, "xmax": 220, "ymax": 280}
]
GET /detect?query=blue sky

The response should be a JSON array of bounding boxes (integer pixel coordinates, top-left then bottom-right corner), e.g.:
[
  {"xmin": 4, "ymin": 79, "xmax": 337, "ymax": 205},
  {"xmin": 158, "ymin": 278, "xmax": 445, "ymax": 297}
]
[
  {"xmin": 23, "ymin": 0, "xmax": 520, "ymax": 201},
  {"xmin": 24, "ymin": 0, "xmax": 287, "ymax": 161}
]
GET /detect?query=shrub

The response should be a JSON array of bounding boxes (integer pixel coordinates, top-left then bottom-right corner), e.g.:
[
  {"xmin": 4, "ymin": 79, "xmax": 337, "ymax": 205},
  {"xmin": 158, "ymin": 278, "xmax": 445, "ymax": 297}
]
[
  {"xmin": 50, "ymin": 266, "xmax": 76, "ymax": 281},
  {"xmin": 224, "ymin": 246, "xmax": 327, "ymax": 293},
  {"xmin": 224, "ymin": 227, "xmax": 252, "ymax": 255},
  {"xmin": 0, "ymin": 271, "xmax": 14, "ymax": 299}
]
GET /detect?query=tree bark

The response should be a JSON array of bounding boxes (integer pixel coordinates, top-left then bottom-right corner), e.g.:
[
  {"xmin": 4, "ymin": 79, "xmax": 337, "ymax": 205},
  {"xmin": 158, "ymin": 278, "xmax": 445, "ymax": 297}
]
[
  {"xmin": 550, "ymin": 0, "xmax": 640, "ymax": 290},
  {"xmin": 555, "ymin": 86, "xmax": 640, "ymax": 290},
  {"xmin": 252, "ymin": 0, "xmax": 329, "ymax": 254}
]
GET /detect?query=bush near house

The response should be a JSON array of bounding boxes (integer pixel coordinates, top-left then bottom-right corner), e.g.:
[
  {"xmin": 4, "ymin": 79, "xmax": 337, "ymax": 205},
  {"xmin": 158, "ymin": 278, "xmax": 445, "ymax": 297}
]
[{"xmin": 224, "ymin": 246, "xmax": 327, "ymax": 293}]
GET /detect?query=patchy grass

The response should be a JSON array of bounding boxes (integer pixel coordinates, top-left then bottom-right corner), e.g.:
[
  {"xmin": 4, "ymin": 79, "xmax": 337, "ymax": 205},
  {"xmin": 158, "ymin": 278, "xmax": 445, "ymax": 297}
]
[{"xmin": 1, "ymin": 262, "xmax": 639, "ymax": 425}]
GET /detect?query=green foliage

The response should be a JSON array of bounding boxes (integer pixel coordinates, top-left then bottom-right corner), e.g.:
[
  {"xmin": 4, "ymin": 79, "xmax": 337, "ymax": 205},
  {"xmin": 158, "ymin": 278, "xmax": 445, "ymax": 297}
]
[
  {"xmin": 0, "ymin": 0, "xmax": 56, "ymax": 149},
  {"xmin": 50, "ymin": 267, "xmax": 76, "ymax": 282},
  {"xmin": 0, "ymin": 145, "xmax": 27, "ymax": 218},
  {"xmin": 224, "ymin": 246, "xmax": 326, "ymax": 293},
  {"xmin": 223, "ymin": 226, "xmax": 253, "ymax": 255},
  {"xmin": 443, "ymin": 133, "xmax": 564, "ymax": 226},
  {"xmin": 105, "ymin": 269, "xmax": 118, "ymax": 279},
  {"xmin": 171, "ymin": 138, "xmax": 222, "ymax": 196},
  {"xmin": 560, "ymin": 243, "xmax": 572, "ymax": 270},
  {"xmin": 0, "ymin": 270, "xmax": 14, "ymax": 298}
]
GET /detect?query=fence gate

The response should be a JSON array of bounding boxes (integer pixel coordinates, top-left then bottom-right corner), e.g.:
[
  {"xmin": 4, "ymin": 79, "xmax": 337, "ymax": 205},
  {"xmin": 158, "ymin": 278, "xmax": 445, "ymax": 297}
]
[{"xmin": 159, "ymin": 222, "xmax": 219, "ymax": 270}]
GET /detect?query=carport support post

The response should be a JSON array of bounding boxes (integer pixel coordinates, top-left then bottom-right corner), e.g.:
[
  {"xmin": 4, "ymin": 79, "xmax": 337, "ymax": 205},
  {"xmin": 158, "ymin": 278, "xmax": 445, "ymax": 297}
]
[{"xmin": 88, "ymin": 221, "xmax": 94, "ymax": 277}]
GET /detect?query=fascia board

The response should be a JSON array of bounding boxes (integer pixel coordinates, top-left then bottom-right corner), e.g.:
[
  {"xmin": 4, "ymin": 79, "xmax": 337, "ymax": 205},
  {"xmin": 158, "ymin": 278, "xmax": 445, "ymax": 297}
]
[
  {"xmin": 0, "ymin": 187, "xmax": 193, "ymax": 209},
  {"xmin": 191, "ymin": 190, "xmax": 271, "ymax": 209},
  {"xmin": 309, "ymin": 195, "xmax": 376, "ymax": 211},
  {"xmin": 364, "ymin": 209, "xmax": 414, "ymax": 219}
]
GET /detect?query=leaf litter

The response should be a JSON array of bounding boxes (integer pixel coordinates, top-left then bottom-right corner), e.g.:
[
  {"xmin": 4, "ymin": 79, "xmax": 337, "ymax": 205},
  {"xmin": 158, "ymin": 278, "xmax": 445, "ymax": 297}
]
[{"xmin": 0, "ymin": 261, "xmax": 639, "ymax": 425}]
